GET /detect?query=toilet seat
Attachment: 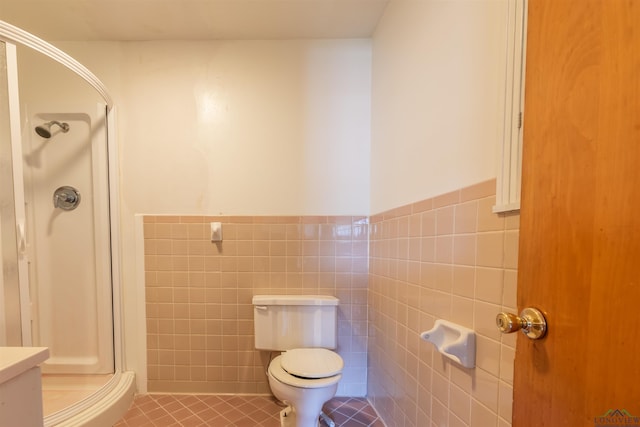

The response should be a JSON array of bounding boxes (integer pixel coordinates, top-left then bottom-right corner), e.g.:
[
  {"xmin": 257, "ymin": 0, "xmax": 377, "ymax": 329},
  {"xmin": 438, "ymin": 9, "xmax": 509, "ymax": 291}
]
[
  {"xmin": 269, "ymin": 352, "xmax": 343, "ymax": 389},
  {"xmin": 281, "ymin": 348, "xmax": 344, "ymax": 378},
  {"xmin": 269, "ymin": 356, "xmax": 342, "ymax": 389}
]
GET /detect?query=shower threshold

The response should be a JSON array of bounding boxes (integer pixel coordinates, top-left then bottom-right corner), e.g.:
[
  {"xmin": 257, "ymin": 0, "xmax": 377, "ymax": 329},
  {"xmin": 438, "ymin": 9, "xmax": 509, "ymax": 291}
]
[
  {"xmin": 42, "ymin": 371, "xmax": 135, "ymax": 427},
  {"xmin": 42, "ymin": 373, "xmax": 113, "ymax": 416}
]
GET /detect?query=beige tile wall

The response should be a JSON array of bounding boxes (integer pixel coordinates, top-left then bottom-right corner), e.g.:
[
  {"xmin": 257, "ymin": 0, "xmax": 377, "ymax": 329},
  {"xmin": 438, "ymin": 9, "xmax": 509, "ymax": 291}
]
[
  {"xmin": 143, "ymin": 215, "xmax": 369, "ymax": 396},
  {"xmin": 367, "ymin": 179, "xmax": 519, "ymax": 427}
]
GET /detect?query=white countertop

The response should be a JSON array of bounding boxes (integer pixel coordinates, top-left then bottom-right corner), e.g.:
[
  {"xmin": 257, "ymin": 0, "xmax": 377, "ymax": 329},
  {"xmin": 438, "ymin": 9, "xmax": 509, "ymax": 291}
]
[{"xmin": 0, "ymin": 347, "xmax": 49, "ymax": 384}]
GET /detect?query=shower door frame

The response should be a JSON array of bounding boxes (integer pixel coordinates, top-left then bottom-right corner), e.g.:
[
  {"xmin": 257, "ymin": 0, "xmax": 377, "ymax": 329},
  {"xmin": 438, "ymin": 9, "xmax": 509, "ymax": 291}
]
[
  {"xmin": 1, "ymin": 28, "xmax": 123, "ymax": 357},
  {"xmin": 2, "ymin": 41, "xmax": 33, "ymax": 347}
]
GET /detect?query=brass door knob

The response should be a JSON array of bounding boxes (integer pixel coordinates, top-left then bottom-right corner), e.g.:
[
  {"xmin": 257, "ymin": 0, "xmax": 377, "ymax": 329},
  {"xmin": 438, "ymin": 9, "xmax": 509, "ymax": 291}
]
[{"xmin": 496, "ymin": 307, "xmax": 547, "ymax": 340}]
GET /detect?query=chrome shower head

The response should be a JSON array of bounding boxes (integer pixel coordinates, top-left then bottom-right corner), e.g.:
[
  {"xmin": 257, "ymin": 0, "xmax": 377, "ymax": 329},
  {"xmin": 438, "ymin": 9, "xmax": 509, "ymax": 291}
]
[{"xmin": 35, "ymin": 120, "xmax": 70, "ymax": 138}]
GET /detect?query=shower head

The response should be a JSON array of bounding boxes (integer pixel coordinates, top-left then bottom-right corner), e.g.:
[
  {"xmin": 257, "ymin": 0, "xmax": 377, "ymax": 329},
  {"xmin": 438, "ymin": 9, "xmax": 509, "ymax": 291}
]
[{"xmin": 35, "ymin": 120, "xmax": 70, "ymax": 139}]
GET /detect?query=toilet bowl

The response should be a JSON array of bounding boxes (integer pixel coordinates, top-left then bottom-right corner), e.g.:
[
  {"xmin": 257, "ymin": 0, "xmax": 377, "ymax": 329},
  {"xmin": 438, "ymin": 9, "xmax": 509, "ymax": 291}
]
[
  {"xmin": 267, "ymin": 349, "xmax": 343, "ymax": 427},
  {"xmin": 252, "ymin": 295, "xmax": 344, "ymax": 427}
]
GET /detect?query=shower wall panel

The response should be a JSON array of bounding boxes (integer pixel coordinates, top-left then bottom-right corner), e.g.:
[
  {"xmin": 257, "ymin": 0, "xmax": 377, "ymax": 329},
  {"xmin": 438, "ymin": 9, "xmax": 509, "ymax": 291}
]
[{"xmin": 23, "ymin": 112, "xmax": 113, "ymax": 374}]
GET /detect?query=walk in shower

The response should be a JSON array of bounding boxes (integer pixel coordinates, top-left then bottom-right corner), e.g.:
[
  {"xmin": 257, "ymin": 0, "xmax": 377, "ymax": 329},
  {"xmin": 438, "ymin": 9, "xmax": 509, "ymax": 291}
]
[{"xmin": 0, "ymin": 21, "xmax": 133, "ymax": 426}]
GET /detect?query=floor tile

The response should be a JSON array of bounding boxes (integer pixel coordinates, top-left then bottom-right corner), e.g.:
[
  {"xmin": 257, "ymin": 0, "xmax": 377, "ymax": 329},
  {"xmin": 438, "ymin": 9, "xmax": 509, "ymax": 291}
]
[{"xmin": 114, "ymin": 395, "xmax": 383, "ymax": 427}]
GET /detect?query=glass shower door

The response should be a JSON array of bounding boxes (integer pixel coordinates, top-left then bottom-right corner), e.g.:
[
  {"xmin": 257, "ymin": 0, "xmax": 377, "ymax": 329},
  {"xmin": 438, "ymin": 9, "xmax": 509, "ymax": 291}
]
[{"xmin": 16, "ymin": 45, "xmax": 115, "ymax": 375}]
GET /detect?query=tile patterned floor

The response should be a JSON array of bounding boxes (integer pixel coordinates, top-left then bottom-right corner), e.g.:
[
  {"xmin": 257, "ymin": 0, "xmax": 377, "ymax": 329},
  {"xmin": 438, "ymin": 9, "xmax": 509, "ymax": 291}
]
[{"xmin": 114, "ymin": 394, "xmax": 385, "ymax": 427}]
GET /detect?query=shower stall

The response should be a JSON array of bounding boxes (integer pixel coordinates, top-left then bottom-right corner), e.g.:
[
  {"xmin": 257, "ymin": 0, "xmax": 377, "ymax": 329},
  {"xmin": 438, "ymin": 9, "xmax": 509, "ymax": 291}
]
[
  {"xmin": 24, "ymin": 110, "xmax": 113, "ymax": 377},
  {"xmin": 0, "ymin": 21, "xmax": 133, "ymax": 426}
]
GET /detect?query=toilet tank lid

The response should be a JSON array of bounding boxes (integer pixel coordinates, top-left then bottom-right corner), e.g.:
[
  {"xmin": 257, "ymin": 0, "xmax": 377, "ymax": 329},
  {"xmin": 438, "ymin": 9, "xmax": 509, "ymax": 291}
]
[{"xmin": 252, "ymin": 295, "xmax": 339, "ymax": 306}]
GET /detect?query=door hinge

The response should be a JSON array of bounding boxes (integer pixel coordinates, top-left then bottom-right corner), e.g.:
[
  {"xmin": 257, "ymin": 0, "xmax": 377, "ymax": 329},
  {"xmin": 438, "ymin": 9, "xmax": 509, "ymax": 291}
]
[{"xmin": 518, "ymin": 112, "xmax": 523, "ymax": 129}]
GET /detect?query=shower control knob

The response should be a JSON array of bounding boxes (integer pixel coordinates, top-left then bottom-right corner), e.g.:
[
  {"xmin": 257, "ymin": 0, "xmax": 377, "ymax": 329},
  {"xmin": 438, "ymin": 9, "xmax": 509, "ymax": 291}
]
[
  {"xmin": 496, "ymin": 307, "xmax": 547, "ymax": 340},
  {"xmin": 53, "ymin": 186, "xmax": 81, "ymax": 211}
]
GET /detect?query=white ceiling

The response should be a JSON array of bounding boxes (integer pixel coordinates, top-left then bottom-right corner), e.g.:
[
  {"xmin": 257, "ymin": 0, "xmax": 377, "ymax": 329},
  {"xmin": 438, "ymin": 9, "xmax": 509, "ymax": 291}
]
[{"xmin": 0, "ymin": 0, "xmax": 390, "ymax": 41}]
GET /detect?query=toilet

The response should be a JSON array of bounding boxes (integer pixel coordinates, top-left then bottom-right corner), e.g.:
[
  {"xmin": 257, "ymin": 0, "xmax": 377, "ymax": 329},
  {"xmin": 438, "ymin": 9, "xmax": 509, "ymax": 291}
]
[{"xmin": 253, "ymin": 295, "xmax": 344, "ymax": 427}]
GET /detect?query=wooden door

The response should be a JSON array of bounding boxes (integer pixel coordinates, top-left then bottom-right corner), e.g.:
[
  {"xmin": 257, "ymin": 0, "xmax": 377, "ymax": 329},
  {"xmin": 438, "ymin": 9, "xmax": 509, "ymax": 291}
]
[{"xmin": 514, "ymin": 0, "xmax": 640, "ymax": 426}]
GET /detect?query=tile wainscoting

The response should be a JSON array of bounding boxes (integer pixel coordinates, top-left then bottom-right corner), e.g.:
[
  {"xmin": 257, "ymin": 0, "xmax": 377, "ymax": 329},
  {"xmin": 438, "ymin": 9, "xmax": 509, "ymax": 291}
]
[
  {"xmin": 368, "ymin": 179, "xmax": 519, "ymax": 427},
  {"xmin": 143, "ymin": 215, "xmax": 369, "ymax": 396}
]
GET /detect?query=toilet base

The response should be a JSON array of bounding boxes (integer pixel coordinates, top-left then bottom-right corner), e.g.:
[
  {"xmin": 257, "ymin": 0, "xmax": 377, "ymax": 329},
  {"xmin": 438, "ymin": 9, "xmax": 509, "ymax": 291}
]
[
  {"xmin": 278, "ymin": 406, "xmax": 335, "ymax": 427},
  {"xmin": 320, "ymin": 411, "xmax": 336, "ymax": 427},
  {"xmin": 267, "ymin": 357, "xmax": 340, "ymax": 427},
  {"xmin": 279, "ymin": 406, "xmax": 321, "ymax": 427}
]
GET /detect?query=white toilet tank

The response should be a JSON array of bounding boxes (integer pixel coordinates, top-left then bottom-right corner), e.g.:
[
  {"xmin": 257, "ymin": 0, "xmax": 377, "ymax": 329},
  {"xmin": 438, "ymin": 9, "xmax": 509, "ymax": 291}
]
[{"xmin": 253, "ymin": 295, "xmax": 339, "ymax": 351}]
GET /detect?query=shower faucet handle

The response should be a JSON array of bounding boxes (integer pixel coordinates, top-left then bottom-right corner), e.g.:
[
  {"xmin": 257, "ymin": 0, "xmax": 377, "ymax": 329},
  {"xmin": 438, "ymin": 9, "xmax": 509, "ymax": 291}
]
[
  {"xmin": 57, "ymin": 192, "xmax": 76, "ymax": 203},
  {"xmin": 53, "ymin": 186, "xmax": 81, "ymax": 211}
]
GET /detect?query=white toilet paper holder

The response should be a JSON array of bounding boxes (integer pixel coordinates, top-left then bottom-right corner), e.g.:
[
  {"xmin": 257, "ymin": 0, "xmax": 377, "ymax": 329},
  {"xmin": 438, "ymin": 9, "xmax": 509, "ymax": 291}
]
[{"xmin": 420, "ymin": 319, "xmax": 476, "ymax": 368}]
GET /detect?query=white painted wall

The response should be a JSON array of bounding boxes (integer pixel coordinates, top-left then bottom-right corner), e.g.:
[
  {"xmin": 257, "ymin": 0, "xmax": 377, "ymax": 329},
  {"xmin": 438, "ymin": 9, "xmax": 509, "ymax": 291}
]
[
  {"xmin": 119, "ymin": 40, "xmax": 371, "ymax": 216},
  {"xmin": 370, "ymin": 0, "xmax": 509, "ymax": 214}
]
